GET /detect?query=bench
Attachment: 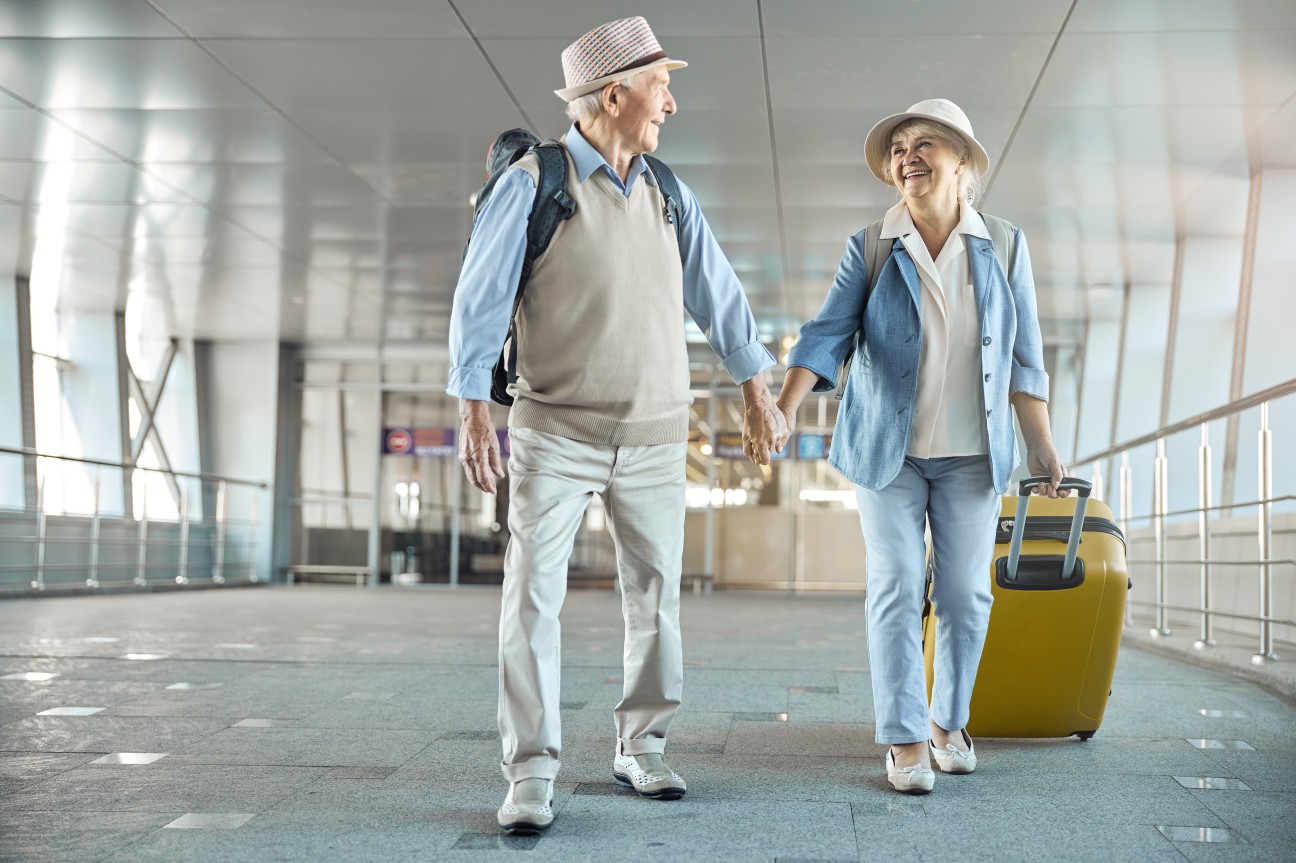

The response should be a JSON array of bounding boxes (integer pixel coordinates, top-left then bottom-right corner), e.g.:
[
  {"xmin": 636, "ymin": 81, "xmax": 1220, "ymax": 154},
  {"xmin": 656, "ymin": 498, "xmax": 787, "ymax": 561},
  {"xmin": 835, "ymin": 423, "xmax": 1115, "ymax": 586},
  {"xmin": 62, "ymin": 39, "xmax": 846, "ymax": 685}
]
[{"xmin": 285, "ymin": 564, "xmax": 372, "ymax": 587}]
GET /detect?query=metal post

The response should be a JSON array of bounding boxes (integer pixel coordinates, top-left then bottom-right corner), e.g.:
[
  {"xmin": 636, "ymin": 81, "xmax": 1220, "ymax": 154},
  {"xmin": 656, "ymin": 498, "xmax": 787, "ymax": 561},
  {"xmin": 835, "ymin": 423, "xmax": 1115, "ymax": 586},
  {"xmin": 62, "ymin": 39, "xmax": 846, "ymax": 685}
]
[
  {"xmin": 1119, "ymin": 452, "xmax": 1132, "ymax": 626},
  {"xmin": 87, "ymin": 470, "xmax": 102, "ymax": 588},
  {"xmin": 705, "ymin": 370, "xmax": 717, "ymax": 590},
  {"xmin": 367, "ymin": 363, "xmax": 384, "ymax": 589},
  {"xmin": 1194, "ymin": 424, "xmax": 1215, "ymax": 649},
  {"xmin": 135, "ymin": 489, "xmax": 149, "ymax": 587},
  {"xmin": 1090, "ymin": 461, "xmax": 1104, "ymax": 504},
  {"xmin": 33, "ymin": 475, "xmax": 46, "ymax": 591},
  {"xmin": 1253, "ymin": 403, "xmax": 1277, "ymax": 664},
  {"xmin": 247, "ymin": 494, "xmax": 260, "ymax": 583},
  {"xmin": 177, "ymin": 486, "xmax": 190, "ymax": 585},
  {"xmin": 448, "ymin": 443, "xmax": 461, "ymax": 588},
  {"xmin": 213, "ymin": 480, "xmax": 227, "ymax": 584},
  {"xmin": 1151, "ymin": 438, "xmax": 1171, "ymax": 637}
]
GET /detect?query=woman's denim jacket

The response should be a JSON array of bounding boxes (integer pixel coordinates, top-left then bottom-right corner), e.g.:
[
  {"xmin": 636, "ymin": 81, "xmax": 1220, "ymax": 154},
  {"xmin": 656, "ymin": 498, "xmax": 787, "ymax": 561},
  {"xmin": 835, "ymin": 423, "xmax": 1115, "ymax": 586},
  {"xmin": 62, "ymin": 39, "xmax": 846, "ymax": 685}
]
[{"xmin": 786, "ymin": 221, "xmax": 1049, "ymax": 495}]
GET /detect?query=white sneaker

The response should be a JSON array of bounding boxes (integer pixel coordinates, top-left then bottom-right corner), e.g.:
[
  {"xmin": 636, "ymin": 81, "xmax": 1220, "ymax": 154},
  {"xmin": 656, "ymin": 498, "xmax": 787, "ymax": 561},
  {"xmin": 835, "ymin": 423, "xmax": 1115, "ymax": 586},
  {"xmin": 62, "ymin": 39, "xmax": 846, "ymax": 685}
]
[
  {"xmin": 885, "ymin": 747, "xmax": 935, "ymax": 795},
  {"xmin": 496, "ymin": 777, "xmax": 554, "ymax": 834},
  {"xmin": 929, "ymin": 729, "xmax": 977, "ymax": 774},
  {"xmin": 612, "ymin": 743, "xmax": 687, "ymax": 799}
]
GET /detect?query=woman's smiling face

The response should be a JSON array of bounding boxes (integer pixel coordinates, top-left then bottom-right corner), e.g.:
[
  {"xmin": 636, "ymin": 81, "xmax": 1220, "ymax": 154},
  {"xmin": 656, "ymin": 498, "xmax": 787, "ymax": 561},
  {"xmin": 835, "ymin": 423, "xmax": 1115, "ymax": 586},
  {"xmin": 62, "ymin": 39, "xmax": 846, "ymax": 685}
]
[{"xmin": 890, "ymin": 126, "xmax": 964, "ymax": 206}]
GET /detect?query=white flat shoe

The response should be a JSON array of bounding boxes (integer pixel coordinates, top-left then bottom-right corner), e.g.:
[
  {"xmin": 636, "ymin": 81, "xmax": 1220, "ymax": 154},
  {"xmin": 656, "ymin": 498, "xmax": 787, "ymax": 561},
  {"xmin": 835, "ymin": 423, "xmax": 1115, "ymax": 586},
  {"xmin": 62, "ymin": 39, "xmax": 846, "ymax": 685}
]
[
  {"xmin": 885, "ymin": 747, "xmax": 935, "ymax": 795},
  {"xmin": 612, "ymin": 742, "xmax": 687, "ymax": 800},
  {"xmin": 497, "ymin": 778, "xmax": 554, "ymax": 834},
  {"xmin": 929, "ymin": 729, "xmax": 977, "ymax": 774}
]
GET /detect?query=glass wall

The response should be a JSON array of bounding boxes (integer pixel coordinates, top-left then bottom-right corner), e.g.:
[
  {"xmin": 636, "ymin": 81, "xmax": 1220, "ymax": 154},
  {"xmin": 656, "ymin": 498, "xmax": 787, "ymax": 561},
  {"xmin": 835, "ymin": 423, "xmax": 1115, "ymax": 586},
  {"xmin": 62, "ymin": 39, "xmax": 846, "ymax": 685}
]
[{"xmin": 0, "ymin": 270, "xmax": 266, "ymax": 592}]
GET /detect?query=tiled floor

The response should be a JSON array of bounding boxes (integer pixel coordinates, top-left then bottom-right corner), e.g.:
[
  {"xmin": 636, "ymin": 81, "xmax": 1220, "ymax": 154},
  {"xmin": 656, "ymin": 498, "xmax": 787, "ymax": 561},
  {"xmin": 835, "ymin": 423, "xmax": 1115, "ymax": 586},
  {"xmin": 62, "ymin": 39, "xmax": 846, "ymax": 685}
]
[{"xmin": 0, "ymin": 586, "xmax": 1292, "ymax": 862}]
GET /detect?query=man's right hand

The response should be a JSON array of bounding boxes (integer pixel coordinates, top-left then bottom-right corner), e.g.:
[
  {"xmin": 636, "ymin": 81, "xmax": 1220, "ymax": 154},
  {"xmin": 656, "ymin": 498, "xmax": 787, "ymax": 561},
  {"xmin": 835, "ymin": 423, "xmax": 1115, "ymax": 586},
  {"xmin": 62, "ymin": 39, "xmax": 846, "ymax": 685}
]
[{"xmin": 458, "ymin": 400, "xmax": 505, "ymax": 494}]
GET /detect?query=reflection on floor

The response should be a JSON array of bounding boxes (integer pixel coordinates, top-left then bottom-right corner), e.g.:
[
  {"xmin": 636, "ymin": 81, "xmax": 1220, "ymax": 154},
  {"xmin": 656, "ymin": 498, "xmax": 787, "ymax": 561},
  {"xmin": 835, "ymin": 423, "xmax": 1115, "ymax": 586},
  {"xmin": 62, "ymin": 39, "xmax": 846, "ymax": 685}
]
[{"xmin": 0, "ymin": 586, "xmax": 1293, "ymax": 862}]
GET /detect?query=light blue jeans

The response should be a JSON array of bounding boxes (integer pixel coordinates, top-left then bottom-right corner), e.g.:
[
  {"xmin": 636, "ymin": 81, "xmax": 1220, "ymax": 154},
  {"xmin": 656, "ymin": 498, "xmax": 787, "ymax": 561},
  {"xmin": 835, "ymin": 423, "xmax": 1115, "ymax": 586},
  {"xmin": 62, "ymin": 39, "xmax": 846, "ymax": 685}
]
[{"xmin": 855, "ymin": 455, "xmax": 1001, "ymax": 744}]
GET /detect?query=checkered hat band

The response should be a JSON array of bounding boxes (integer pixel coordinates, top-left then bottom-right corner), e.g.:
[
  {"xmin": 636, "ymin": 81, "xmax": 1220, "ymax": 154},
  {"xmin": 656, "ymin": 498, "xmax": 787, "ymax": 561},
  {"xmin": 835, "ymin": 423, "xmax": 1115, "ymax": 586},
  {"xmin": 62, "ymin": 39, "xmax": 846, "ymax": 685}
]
[{"xmin": 563, "ymin": 17, "xmax": 664, "ymax": 88}]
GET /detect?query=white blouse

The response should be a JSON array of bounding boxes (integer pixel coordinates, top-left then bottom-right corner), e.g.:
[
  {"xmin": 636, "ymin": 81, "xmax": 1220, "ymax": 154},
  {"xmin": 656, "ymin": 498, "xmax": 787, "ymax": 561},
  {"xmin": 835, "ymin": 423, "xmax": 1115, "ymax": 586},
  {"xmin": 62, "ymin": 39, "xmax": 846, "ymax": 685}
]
[{"xmin": 879, "ymin": 201, "xmax": 991, "ymax": 458}]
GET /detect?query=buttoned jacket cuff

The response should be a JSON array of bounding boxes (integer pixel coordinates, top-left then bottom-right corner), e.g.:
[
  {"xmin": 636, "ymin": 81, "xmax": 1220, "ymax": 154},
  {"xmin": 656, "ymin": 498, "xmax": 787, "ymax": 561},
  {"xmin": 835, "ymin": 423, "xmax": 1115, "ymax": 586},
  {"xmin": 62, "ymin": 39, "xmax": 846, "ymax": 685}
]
[
  {"xmin": 722, "ymin": 341, "xmax": 777, "ymax": 384},
  {"xmin": 446, "ymin": 367, "xmax": 493, "ymax": 402},
  {"xmin": 1010, "ymin": 365, "xmax": 1050, "ymax": 402}
]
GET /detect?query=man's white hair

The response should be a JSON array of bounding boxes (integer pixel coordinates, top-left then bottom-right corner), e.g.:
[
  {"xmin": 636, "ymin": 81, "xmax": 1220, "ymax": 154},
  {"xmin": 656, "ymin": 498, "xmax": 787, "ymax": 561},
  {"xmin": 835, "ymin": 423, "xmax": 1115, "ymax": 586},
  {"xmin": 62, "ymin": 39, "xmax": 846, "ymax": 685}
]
[{"xmin": 563, "ymin": 70, "xmax": 645, "ymax": 125}]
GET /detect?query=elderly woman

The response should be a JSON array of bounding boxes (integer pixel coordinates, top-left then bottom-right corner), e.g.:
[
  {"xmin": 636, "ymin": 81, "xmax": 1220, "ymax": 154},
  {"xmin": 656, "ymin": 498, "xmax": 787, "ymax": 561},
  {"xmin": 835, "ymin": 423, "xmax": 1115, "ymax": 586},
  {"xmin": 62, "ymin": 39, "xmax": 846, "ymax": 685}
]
[{"xmin": 776, "ymin": 99, "xmax": 1067, "ymax": 794}]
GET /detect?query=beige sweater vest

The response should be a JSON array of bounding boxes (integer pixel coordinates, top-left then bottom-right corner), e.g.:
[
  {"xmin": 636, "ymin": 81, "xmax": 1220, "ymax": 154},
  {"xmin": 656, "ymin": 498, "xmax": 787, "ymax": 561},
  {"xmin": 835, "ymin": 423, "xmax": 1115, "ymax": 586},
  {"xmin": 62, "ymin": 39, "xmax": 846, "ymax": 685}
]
[{"xmin": 507, "ymin": 143, "xmax": 690, "ymax": 446}]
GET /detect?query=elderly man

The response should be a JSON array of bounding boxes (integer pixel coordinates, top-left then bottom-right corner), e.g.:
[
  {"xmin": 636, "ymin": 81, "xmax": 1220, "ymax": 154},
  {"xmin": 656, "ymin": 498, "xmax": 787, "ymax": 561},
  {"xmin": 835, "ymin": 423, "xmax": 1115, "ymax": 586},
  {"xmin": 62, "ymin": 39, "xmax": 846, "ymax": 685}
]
[{"xmin": 448, "ymin": 16, "xmax": 786, "ymax": 834}]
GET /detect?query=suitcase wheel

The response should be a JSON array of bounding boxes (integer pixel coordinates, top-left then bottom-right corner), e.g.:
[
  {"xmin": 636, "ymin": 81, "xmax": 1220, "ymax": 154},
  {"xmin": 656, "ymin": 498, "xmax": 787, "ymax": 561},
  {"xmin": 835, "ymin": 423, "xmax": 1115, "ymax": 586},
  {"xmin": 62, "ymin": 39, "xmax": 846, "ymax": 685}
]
[{"xmin": 1073, "ymin": 731, "xmax": 1096, "ymax": 742}]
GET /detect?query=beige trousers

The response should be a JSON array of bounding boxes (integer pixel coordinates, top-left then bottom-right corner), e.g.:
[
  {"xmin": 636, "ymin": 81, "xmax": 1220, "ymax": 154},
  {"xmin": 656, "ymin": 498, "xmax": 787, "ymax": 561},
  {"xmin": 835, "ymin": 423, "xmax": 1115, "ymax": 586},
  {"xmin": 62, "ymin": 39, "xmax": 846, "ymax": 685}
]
[{"xmin": 498, "ymin": 426, "xmax": 687, "ymax": 782}]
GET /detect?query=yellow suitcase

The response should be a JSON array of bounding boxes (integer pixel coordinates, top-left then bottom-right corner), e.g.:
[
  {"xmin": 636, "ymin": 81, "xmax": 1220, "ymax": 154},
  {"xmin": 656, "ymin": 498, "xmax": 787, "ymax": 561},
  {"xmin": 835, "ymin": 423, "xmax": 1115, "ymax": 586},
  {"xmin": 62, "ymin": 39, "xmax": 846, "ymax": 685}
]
[{"xmin": 922, "ymin": 477, "xmax": 1129, "ymax": 739}]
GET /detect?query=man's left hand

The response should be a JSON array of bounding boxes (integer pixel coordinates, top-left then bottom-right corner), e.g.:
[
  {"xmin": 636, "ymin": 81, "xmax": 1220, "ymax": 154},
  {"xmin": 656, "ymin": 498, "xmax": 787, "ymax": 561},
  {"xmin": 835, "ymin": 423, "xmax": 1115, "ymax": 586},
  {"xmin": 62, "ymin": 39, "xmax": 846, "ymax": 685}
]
[{"xmin": 740, "ymin": 376, "xmax": 788, "ymax": 465}]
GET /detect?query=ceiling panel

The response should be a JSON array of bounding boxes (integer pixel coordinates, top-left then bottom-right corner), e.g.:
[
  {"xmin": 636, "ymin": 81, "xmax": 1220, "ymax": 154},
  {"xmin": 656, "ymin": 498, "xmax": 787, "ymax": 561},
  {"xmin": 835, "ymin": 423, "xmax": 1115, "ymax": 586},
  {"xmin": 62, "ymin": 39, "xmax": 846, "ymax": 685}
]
[
  {"xmin": 650, "ymin": 109, "xmax": 771, "ymax": 168},
  {"xmin": 459, "ymin": 0, "xmax": 759, "ymax": 38},
  {"xmin": 204, "ymin": 203, "xmax": 384, "ymax": 242},
  {"xmin": 203, "ymin": 39, "xmax": 500, "ymax": 112},
  {"xmin": 1175, "ymin": 157, "xmax": 1253, "ymax": 236},
  {"xmin": 130, "ymin": 235, "xmax": 287, "ymax": 268},
  {"xmin": 999, "ymin": 105, "xmax": 1272, "ymax": 170},
  {"xmin": 0, "ymin": 0, "xmax": 179, "ymax": 38},
  {"xmin": 156, "ymin": 0, "xmax": 468, "ymax": 39},
  {"xmin": 1257, "ymin": 95, "xmax": 1296, "ymax": 167},
  {"xmin": 1034, "ymin": 30, "xmax": 1296, "ymax": 108},
  {"xmin": 0, "ymin": 161, "xmax": 187, "ymax": 204},
  {"xmin": 143, "ymin": 162, "xmax": 383, "ymax": 207},
  {"xmin": 766, "ymin": 35, "xmax": 1055, "ymax": 112},
  {"xmin": 48, "ymin": 108, "xmax": 336, "ymax": 164},
  {"xmin": 1068, "ymin": 0, "xmax": 1296, "ymax": 33},
  {"xmin": 0, "ymin": 39, "xmax": 265, "ymax": 109},
  {"xmin": 761, "ymin": 0, "xmax": 1073, "ymax": 36},
  {"xmin": 287, "ymin": 106, "xmax": 526, "ymax": 166},
  {"xmin": 29, "ymin": 202, "xmax": 225, "ymax": 242},
  {"xmin": 0, "ymin": 107, "xmax": 116, "ymax": 161}
]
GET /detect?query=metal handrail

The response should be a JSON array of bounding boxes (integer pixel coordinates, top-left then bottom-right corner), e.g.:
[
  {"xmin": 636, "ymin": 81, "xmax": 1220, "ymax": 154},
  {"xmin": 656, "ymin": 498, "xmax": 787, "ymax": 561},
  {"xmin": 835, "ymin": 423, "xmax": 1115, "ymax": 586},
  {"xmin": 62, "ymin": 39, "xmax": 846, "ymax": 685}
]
[
  {"xmin": 1, "ymin": 461, "xmax": 266, "ymax": 591},
  {"xmin": 1128, "ymin": 558, "xmax": 1295, "ymax": 567},
  {"xmin": 1072, "ymin": 378, "xmax": 1296, "ymax": 466},
  {"xmin": 0, "ymin": 445, "xmax": 269, "ymax": 489},
  {"xmin": 1069, "ymin": 383, "xmax": 1293, "ymax": 665},
  {"xmin": 1127, "ymin": 600, "xmax": 1295, "ymax": 628},
  {"xmin": 1120, "ymin": 495, "xmax": 1296, "ymax": 522}
]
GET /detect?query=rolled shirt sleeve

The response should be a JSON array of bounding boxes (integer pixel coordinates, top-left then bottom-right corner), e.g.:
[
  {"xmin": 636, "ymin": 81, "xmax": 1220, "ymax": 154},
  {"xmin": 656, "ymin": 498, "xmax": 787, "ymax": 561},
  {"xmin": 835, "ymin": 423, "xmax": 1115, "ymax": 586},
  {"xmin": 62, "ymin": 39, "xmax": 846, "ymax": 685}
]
[
  {"xmin": 1006, "ymin": 228, "xmax": 1050, "ymax": 402},
  {"xmin": 674, "ymin": 177, "xmax": 776, "ymax": 384},
  {"xmin": 786, "ymin": 232, "xmax": 869, "ymax": 391},
  {"xmin": 446, "ymin": 168, "xmax": 536, "ymax": 401}
]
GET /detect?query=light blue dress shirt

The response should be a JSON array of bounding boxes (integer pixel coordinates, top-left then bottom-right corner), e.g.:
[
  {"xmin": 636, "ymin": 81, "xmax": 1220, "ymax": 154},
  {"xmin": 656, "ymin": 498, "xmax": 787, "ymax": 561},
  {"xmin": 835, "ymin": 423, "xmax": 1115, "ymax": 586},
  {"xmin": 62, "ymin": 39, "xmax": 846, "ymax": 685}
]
[{"xmin": 447, "ymin": 124, "xmax": 775, "ymax": 402}]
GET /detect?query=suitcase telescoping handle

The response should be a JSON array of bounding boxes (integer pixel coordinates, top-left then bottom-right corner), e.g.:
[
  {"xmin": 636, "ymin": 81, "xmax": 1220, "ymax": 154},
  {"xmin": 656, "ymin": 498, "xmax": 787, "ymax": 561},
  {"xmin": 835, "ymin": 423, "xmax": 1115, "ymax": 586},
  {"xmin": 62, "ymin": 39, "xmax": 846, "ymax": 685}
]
[{"xmin": 1006, "ymin": 477, "xmax": 1092, "ymax": 582}]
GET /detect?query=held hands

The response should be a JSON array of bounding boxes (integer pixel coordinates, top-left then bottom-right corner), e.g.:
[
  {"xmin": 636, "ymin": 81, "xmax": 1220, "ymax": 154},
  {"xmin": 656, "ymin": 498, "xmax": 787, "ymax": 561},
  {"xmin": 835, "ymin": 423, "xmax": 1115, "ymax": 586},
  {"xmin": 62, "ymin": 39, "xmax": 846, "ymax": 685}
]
[
  {"xmin": 740, "ymin": 376, "xmax": 790, "ymax": 465},
  {"xmin": 458, "ymin": 400, "xmax": 505, "ymax": 494},
  {"xmin": 1025, "ymin": 445, "xmax": 1070, "ymax": 499}
]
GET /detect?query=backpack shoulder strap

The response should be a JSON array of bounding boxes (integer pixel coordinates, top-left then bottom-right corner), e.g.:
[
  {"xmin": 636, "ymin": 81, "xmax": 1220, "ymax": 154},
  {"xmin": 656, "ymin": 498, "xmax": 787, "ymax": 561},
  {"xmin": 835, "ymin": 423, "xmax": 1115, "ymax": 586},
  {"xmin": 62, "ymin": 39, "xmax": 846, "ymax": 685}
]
[
  {"xmin": 491, "ymin": 140, "xmax": 576, "ymax": 407},
  {"xmin": 863, "ymin": 218, "xmax": 887, "ymax": 298},
  {"xmin": 641, "ymin": 153, "xmax": 684, "ymax": 244},
  {"xmin": 836, "ymin": 218, "xmax": 888, "ymax": 400},
  {"xmin": 523, "ymin": 140, "xmax": 575, "ymax": 279},
  {"xmin": 978, "ymin": 212, "xmax": 1016, "ymax": 281}
]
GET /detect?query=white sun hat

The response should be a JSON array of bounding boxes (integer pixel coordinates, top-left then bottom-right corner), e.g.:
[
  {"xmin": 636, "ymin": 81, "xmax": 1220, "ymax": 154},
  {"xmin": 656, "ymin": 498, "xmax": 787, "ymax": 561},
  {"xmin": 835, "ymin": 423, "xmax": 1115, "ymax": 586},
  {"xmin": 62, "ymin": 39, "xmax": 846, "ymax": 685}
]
[{"xmin": 864, "ymin": 98, "xmax": 990, "ymax": 186}]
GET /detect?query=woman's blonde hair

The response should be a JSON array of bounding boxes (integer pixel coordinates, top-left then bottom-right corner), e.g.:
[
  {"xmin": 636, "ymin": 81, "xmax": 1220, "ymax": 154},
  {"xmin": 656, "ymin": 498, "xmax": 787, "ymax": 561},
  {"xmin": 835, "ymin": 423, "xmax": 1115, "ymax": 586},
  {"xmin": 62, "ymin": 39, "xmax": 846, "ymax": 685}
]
[{"xmin": 890, "ymin": 118, "xmax": 983, "ymax": 206}]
